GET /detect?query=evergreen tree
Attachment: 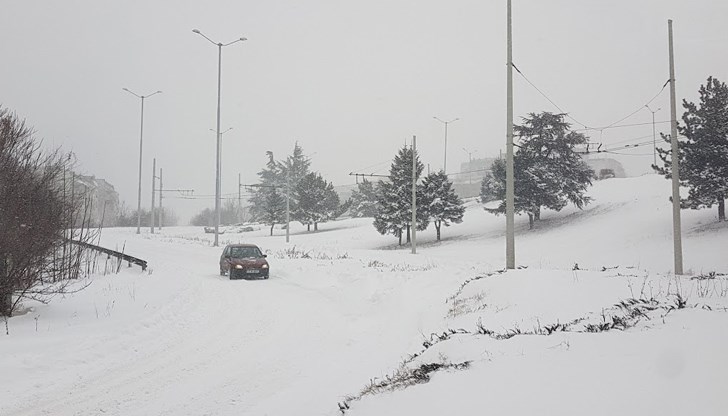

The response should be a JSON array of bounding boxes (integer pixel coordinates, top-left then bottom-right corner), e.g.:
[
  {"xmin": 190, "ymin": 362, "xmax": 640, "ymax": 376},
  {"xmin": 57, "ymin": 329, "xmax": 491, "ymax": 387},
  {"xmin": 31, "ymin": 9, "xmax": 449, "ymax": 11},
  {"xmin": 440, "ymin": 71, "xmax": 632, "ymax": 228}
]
[
  {"xmin": 479, "ymin": 171, "xmax": 498, "ymax": 203},
  {"xmin": 485, "ymin": 112, "xmax": 594, "ymax": 229},
  {"xmin": 373, "ymin": 146, "xmax": 428, "ymax": 245},
  {"xmin": 350, "ymin": 179, "xmax": 379, "ymax": 218},
  {"xmin": 422, "ymin": 170, "xmax": 465, "ymax": 241},
  {"xmin": 296, "ymin": 172, "xmax": 341, "ymax": 231},
  {"xmin": 249, "ymin": 151, "xmax": 286, "ymax": 234},
  {"xmin": 654, "ymin": 76, "xmax": 728, "ymax": 221},
  {"xmin": 277, "ymin": 142, "xmax": 311, "ymax": 223},
  {"xmin": 257, "ymin": 187, "xmax": 286, "ymax": 235}
]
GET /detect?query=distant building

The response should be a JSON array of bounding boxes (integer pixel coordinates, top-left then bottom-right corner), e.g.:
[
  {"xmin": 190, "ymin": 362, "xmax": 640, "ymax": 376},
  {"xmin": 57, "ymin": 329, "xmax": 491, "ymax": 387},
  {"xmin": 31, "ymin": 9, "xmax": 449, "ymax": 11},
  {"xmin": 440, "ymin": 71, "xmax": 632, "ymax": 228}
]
[
  {"xmin": 66, "ymin": 173, "xmax": 120, "ymax": 227},
  {"xmin": 456, "ymin": 157, "xmax": 497, "ymax": 185},
  {"xmin": 451, "ymin": 157, "xmax": 498, "ymax": 199}
]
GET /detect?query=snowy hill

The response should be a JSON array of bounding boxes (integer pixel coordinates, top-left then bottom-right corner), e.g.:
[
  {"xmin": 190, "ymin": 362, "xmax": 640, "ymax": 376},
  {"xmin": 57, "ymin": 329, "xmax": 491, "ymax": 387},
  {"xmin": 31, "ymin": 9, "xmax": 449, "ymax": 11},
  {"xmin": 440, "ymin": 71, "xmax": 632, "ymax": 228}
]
[{"xmin": 2, "ymin": 174, "xmax": 726, "ymax": 416}]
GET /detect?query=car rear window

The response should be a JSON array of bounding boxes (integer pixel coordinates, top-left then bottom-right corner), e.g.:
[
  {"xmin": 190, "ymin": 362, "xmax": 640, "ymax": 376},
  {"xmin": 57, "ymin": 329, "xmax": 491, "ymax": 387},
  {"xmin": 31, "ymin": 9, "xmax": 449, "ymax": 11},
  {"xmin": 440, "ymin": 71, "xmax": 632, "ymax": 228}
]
[{"xmin": 230, "ymin": 246, "xmax": 261, "ymax": 258}]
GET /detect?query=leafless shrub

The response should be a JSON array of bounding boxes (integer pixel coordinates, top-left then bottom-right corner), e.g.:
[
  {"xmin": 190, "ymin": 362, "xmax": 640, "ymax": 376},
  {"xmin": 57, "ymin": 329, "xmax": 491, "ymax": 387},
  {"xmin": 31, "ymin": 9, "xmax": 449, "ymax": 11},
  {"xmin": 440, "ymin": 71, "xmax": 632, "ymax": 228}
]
[
  {"xmin": 1, "ymin": 108, "xmax": 96, "ymax": 317},
  {"xmin": 271, "ymin": 246, "xmax": 349, "ymax": 260},
  {"xmin": 363, "ymin": 259, "xmax": 436, "ymax": 272}
]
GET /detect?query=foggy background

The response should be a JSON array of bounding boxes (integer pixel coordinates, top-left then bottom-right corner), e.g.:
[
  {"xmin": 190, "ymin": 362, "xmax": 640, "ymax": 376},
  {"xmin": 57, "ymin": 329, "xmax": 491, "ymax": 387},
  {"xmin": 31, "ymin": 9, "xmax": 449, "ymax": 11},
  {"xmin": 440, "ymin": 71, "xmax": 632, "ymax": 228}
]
[{"xmin": 1, "ymin": 0, "xmax": 726, "ymax": 222}]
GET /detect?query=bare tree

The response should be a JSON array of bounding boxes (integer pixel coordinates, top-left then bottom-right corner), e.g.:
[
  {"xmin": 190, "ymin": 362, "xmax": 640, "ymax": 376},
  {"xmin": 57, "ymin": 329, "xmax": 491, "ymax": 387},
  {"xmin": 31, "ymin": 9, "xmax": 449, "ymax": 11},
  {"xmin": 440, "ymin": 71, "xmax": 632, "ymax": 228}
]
[{"xmin": 1, "ymin": 108, "xmax": 95, "ymax": 317}]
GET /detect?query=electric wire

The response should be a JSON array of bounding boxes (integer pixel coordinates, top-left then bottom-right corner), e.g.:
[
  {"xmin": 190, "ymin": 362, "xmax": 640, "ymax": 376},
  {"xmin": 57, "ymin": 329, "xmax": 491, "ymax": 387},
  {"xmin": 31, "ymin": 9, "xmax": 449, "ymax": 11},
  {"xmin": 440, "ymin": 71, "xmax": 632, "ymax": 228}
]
[{"xmin": 512, "ymin": 62, "xmax": 670, "ymax": 134}]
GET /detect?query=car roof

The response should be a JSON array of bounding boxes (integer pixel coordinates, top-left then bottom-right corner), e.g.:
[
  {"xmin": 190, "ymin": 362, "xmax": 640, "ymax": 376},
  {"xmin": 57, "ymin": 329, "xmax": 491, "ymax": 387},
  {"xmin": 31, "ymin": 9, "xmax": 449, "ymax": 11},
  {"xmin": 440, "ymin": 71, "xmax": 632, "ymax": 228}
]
[{"xmin": 225, "ymin": 244, "xmax": 260, "ymax": 248}]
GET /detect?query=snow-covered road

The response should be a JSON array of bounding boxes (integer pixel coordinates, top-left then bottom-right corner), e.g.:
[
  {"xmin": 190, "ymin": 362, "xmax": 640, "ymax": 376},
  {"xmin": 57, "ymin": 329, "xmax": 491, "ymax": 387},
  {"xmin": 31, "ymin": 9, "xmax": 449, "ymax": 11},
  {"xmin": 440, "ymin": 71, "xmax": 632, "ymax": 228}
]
[{"xmin": 2, "ymin": 229, "xmax": 464, "ymax": 416}]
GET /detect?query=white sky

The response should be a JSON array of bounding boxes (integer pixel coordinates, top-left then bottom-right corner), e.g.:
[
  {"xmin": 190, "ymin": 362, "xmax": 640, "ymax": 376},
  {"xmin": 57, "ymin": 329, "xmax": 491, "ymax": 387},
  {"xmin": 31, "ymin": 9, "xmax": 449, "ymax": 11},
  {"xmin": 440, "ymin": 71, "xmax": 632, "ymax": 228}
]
[{"xmin": 1, "ymin": 0, "xmax": 727, "ymax": 221}]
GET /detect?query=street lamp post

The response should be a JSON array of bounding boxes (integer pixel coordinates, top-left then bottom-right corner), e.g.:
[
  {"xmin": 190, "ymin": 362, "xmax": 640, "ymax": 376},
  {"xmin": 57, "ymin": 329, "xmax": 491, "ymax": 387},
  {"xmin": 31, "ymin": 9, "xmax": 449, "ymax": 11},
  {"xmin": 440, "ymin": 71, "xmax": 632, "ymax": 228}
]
[
  {"xmin": 433, "ymin": 117, "xmax": 460, "ymax": 174},
  {"xmin": 123, "ymin": 88, "xmax": 162, "ymax": 235},
  {"xmin": 462, "ymin": 147, "xmax": 478, "ymax": 184},
  {"xmin": 645, "ymin": 104, "xmax": 661, "ymax": 166},
  {"xmin": 193, "ymin": 29, "xmax": 246, "ymax": 247}
]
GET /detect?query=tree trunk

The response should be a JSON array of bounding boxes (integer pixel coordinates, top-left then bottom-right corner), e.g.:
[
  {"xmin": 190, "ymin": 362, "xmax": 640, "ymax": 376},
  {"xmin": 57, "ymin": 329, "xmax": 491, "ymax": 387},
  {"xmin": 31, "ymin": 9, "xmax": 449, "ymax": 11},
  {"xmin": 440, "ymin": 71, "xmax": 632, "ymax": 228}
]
[
  {"xmin": 314, "ymin": 222, "xmax": 318, "ymax": 231},
  {"xmin": 436, "ymin": 221, "xmax": 441, "ymax": 241},
  {"xmin": 307, "ymin": 223, "xmax": 310, "ymax": 232},
  {"xmin": 0, "ymin": 255, "xmax": 11, "ymax": 317},
  {"xmin": 0, "ymin": 292, "xmax": 11, "ymax": 317},
  {"xmin": 270, "ymin": 223, "xmax": 275, "ymax": 236},
  {"xmin": 528, "ymin": 213, "xmax": 534, "ymax": 230},
  {"xmin": 398, "ymin": 230, "xmax": 402, "ymax": 246},
  {"xmin": 719, "ymin": 198, "xmax": 725, "ymax": 221},
  {"xmin": 534, "ymin": 208, "xmax": 541, "ymax": 221},
  {"xmin": 406, "ymin": 224, "xmax": 411, "ymax": 244}
]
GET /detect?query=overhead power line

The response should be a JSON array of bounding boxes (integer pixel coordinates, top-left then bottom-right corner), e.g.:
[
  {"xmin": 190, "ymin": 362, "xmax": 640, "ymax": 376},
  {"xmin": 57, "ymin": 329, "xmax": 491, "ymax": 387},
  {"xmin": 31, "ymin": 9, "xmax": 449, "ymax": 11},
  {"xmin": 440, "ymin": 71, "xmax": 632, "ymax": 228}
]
[
  {"xmin": 511, "ymin": 63, "xmax": 591, "ymax": 129},
  {"xmin": 511, "ymin": 62, "xmax": 670, "ymax": 133},
  {"xmin": 573, "ymin": 120, "xmax": 671, "ymax": 132}
]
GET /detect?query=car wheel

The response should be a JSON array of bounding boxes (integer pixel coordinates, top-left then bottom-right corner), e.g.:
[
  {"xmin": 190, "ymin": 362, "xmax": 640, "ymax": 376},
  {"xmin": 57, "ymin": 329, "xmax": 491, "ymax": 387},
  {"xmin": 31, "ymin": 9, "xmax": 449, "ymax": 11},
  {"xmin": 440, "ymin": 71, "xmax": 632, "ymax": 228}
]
[{"xmin": 220, "ymin": 267, "xmax": 226, "ymax": 276}]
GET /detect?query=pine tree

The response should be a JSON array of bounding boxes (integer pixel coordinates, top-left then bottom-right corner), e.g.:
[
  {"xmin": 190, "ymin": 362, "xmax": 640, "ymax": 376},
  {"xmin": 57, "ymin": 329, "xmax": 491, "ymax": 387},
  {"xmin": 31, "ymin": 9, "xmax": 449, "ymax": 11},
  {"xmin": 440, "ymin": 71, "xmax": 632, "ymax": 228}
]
[
  {"xmin": 479, "ymin": 171, "xmax": 498, "ymax": 203},
  {"xmin": 422, "ymin": 171, "xmax": 465, "ymax": 241},
  {"xmin": 278, "ymin": 142, "xmax": 311, "ymax": 223},
  {"xmin": 373, "ymin": 146, "xmax": 428, "ymax": 245},
  {"xmin": 350, "ymin": 179, "xmax": 379, "ymax": 217},
  {"xmin": 654, "ymin": 76, "xmax": 728, "ymax": 221},
  {"xmin": 296, "ymin": 172, "xmax": 341, "ymax": 231},
  {"xmin": 485, "ymin": 112, "xmax": 594, "ymax": 229},
  {"xmin": 249, "ymin": 151, "xmax": 286, "ymax": 234},
  {"xmin": 257, "ymin": 188, "xmax": 286, "ymax": 235}
]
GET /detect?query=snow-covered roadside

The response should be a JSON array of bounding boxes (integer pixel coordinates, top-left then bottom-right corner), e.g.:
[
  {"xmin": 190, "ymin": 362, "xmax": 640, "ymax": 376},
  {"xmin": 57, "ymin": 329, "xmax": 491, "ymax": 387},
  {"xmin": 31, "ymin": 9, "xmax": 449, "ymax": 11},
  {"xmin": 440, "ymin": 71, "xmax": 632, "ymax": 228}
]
[
  {"xmin": 347, "ymin": 269, "xmax": 728, "ymax": 416},
  {"xmin": 1, "ymin": 174, "xmax": 726, "ymax": 415}
]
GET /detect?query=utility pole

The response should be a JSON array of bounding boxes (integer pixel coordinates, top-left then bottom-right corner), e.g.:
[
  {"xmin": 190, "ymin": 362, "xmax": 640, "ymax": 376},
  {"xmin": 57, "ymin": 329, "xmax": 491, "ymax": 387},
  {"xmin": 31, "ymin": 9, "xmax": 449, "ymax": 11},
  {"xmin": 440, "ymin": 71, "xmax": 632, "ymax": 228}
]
[
  {"xmin": 411, "ymin": 135, "xmax": 417, "ymax": 254},
  {"xmin": 505, "ymin": 0, "xmax": 515, "ymax": 270},
  {"xmin": 158, "ymin": 168, "xmax": 163, "ymax": 231},
  {"xmin": 668, "ymin": 19, "xmax": 683, "ymax": 275},
  {"xmin": 286, "ymin": 169, "xmax": 290, "ymax": 243},
  {"xmin": 238, "ymin": 173, "xmax": 242, "ymax": 223},
  {"xmin": 150, "ymin": 158, "xmax": 156, "ymax": 234},
  {"xmin": 645, "ymin": 104, "xmax": 661, "ymax": 166}
]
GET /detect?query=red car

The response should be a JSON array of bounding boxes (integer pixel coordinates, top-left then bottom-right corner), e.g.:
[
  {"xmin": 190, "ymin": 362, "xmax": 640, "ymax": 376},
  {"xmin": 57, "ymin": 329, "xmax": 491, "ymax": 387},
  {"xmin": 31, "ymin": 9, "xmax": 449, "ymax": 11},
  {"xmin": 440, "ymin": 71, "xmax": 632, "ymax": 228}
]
[{"xmin": 219, "ymin": 244, "xmax": 269, "ymax": 279}]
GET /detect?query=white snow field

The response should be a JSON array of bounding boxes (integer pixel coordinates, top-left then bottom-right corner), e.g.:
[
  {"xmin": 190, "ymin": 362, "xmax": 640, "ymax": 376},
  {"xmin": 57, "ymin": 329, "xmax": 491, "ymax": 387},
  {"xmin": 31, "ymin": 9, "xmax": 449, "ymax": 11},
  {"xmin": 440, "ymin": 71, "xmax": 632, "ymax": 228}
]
[{"xmin": 2, "ymin": 174, "xmax": 727, "ymax": 416}]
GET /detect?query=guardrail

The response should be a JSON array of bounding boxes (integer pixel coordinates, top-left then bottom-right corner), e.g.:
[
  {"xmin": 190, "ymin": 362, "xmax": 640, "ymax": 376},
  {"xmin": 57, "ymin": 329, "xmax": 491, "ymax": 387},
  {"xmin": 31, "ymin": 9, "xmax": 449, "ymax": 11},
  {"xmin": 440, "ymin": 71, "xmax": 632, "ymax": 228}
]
[{"xmin": 66, "ymin": 239, "xmax": 148, "ymax": 271}]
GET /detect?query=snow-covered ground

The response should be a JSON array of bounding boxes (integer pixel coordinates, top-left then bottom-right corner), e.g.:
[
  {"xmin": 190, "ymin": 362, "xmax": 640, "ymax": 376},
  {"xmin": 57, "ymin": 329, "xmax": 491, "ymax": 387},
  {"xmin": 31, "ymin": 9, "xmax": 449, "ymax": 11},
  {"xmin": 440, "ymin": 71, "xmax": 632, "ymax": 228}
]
[{"xmin": 2, "ymin": 174, "xmax": 727, "ymax": 416}]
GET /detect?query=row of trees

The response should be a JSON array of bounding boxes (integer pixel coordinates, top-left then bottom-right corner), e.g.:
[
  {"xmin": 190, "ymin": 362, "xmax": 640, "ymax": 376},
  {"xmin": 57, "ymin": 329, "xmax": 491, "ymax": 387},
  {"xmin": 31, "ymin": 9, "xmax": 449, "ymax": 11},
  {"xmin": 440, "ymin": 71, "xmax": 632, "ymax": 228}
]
[
  {"xmin": 474, "ymin": 76, "xmax": 728, "ymax": 232},
  {"xmin": 350, "ymin": 146, "xmax": 465, "ymax": 245},
  {"xmin": 116, "ymin": 204, "xmax": 179, "ymax": 228},
  {"xmin": 348, "ymin": 112, "xmax": 592, "ymax": 245},
  {"xmin": 248, "ymin": 144, "xmax": 348, "ymax": 235}
]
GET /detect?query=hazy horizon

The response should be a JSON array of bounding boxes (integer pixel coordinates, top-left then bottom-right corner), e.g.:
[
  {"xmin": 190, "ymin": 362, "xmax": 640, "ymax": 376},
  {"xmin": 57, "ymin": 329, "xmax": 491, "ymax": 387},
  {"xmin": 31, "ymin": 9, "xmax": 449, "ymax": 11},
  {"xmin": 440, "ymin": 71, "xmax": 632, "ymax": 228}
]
[{"xmin": 2, "ymin": 0, "xmax": 727, "ymax": 222}]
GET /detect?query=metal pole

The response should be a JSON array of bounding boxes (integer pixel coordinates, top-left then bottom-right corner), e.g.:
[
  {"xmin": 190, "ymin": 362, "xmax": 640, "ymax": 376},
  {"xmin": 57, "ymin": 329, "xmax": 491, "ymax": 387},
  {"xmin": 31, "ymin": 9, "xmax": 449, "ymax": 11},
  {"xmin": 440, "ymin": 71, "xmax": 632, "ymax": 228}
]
[
  {"xmin": 411, "ymin": 135, "xmax": 417, "ymax": 254},
  {"xmin": 652, "ymin": 111, "xmax": 657, "ymax": 166},
  {"xmin": 505, "ymin": 0, "xmax": 515, "ymax": 270},
  {"xmin": 136, "ymin": 97, "xmax": 145, "ymax": 234},
  {"xmin": 159, "ymin": 168, "xmax": 163, "ymax": 231},
  {"xmin": 444, "ymin": 123, "xmax": 448, "ymax": 174},
  {"xmin": 668, "ymin": 19, "xmax": 683, "ymax": 275},
  {"xmin": 150, "ymin": 158, "xmax": 156, "ymax": 234},
  {"xmin": 214, "ymin": 43, "xmax": 222, "ymax": 247},
  {"xmin": 646, "ymin": 105, "xmax": 660, "ymax": 167},
  {"xmin": 434, "ymin": 117, "xmax": 459, "ymax": 174},
  {"xmin": 238, "ymin": 173, "xmax": 242, "ymax": 223},
  {"xmin": 286, "ymin": 170, "xmax": 290, "ymax": 243}
]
